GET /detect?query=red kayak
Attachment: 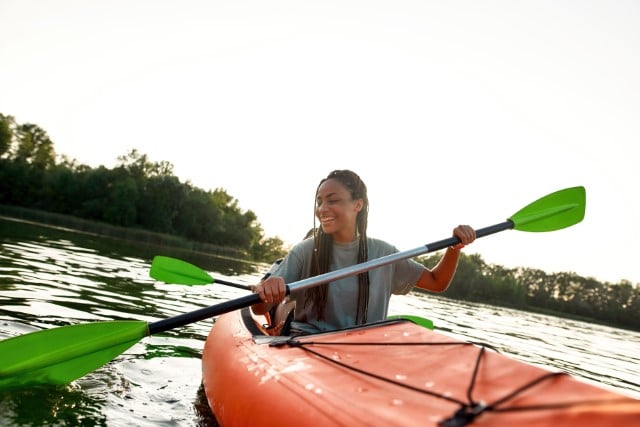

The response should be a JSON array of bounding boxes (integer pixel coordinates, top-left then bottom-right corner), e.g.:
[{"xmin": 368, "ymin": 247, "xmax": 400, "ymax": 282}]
[{"xmin": 202, "ymin": 308, "xmax": 640, "ymax": 427}]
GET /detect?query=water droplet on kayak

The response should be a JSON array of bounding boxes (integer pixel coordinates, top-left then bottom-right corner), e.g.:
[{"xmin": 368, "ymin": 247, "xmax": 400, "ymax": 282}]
[
  {"xmin": 331, "ymin": 352, "xmax": 341, "ymax": 361},
  {"xmin": 304, "ymin": 383, "xmax": 323, "ymax": 394},
  {"xmin": 390, "ymin": 399, "xmax": 404, "ymax": 406},
  {"xmin": 425, "ymin": 381, "xmax": 435, "ymax": 388},
  {"xmin": 395, "ymin": 374, "xmax": 407, "ymax": 381}
]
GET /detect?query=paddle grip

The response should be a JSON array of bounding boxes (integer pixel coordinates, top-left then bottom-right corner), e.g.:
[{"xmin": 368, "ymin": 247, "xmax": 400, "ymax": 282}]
[{"xmin": 422, "ymin": 220, "xmax": 514, "ymax": 252}]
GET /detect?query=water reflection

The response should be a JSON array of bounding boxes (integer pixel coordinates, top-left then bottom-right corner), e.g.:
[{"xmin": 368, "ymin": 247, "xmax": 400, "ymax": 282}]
[
  {"xmin": 0, "ymin": 384, "xmax": 107, "ymax": 426},
  {"xmin": 1, "ymin": 217, "xmax": 639, "ymax": 427},
  {"xmin": 0, "ymin": 218, "xmax": 258, "ymax": 426}
]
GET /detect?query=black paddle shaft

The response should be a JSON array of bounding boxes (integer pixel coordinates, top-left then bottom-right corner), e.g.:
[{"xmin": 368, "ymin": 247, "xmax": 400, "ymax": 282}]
[
  {"xmin": 149, "ymin": 293, "xmax": 262, "ymax": 334},
  {"xmin": 148, "ymin": 220, "xmax": 514, "ymax": 336},
  {"xmin": 427, "ymin": 220, "xmax": 514, "ymax": 251}
]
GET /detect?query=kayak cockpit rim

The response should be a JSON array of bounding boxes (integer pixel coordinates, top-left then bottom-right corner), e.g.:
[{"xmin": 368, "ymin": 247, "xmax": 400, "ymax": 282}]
[{"xmin": 240, "ymin": 307, "xmax": 436, "ymax": 345}]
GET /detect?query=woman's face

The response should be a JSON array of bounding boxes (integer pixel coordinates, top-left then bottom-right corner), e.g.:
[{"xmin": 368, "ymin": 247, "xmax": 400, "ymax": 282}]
[{"xmin": 315, "ymin": 178, "xmax": 363, "ymax": 243}]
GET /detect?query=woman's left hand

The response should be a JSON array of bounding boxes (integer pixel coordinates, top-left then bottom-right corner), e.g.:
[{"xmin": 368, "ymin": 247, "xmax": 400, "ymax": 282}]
[{"xmin": 452, "ymin": 225, "xmax": 476, "ymax": 248}]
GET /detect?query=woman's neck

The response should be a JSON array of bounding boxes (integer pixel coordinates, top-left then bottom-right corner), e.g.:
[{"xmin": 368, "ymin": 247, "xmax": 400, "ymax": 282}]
[{"xmin": 331, "ymin": 228, "xmax": 357, "ymax": 243}]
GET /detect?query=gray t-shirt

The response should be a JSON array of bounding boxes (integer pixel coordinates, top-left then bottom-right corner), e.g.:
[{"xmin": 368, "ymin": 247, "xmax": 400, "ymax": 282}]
[{"xmin": 273, "ymin": 237, "xmax": 424, "ymax": 333}]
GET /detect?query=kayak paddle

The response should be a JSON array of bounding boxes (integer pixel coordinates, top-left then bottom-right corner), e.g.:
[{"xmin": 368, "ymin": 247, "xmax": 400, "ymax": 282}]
[
  {"xmin": 0, "ymin": 186, "xmax": 585, "ymax": 389},
  {"xmin": 150, "ymin": 256, "xmax": 252, "ymax": 290}
]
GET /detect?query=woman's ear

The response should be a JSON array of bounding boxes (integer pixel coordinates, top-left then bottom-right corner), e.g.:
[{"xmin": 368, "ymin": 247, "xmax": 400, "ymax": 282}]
[{"xmin": 354, "ymin": 198, "xmax": 364, "ymax": 212}]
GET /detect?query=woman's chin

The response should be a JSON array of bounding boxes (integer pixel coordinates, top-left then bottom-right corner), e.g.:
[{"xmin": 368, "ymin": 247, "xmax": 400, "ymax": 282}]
[{"xmin": 319, "ymin": 224, "xmax": 335, "ymax": 234}]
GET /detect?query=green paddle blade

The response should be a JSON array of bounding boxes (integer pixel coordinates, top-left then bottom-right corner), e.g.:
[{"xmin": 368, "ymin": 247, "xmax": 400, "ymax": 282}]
[
  {"xmin": 388, "ymin": 314, "xmax": 435, "ymax": 330},
  {"xmin": 150, "ymin": 255, "xmax": 213, "ymax": 285},
  {"xmin": 510, "ymin": 186, "xmax": 586, "ymax": 232},
  {"xmin": 0, "ymin": 321, "xmax": 148, "ymax": 389},
  {"xmin": 150, "ymin": 256, "xmax": 252, "ymax": 290}
]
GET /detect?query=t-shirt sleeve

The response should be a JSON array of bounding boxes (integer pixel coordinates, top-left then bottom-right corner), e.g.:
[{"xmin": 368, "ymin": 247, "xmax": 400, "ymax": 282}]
[
  {"xmin": 272, "ymin": 238, "xmax": 313, "ymax": 288},
  {"xmin": 392, "ymin": 258, "xmax": 425, "ymax": 295},
  {"xmin": 368, "ymin": 237, "xmax": 424, "ymax": 295}
]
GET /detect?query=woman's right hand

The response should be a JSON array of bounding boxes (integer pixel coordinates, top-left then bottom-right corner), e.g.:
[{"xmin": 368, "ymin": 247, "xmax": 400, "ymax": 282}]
[{"xmin": 253, "ymin": 276, "xmax": 287, "ymax": 305}]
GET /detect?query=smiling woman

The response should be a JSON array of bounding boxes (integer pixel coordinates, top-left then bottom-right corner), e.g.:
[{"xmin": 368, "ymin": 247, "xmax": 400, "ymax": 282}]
[{"xmin": 251, "ymin": 169, "xmax": 477, "ymax": 335}]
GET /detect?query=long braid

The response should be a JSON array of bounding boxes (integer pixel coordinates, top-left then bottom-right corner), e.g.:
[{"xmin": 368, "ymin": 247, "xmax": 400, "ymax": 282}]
[{"xmin": 306, "ymin": 170, "xmax": 370, "ymax": 322}]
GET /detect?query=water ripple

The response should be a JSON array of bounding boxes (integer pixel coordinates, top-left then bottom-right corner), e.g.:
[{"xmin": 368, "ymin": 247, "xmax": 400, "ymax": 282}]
[{"xmin": 1, "ymin": 225, "xmax": 639, "ymax": 427}]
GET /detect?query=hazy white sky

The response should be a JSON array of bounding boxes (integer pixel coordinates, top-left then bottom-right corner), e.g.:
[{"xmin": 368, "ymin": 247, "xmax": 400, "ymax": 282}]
[{"xmin": 1, "ymin": 0, "xmax": 639, "ymax": 284}]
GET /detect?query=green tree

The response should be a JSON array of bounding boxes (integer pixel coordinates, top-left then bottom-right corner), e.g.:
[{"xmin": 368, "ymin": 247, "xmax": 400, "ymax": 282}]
[
  {"xmin": 0, "ymin": 158, "xmax": 27, "ymax": 204},
  {"xmin": 0, "ymin": 113, "xmax": 14, "ymax": 157},
  {"xmin": 602, "ymin": 280, "xmax": 634, "ymax": 323},
  {"xmin": 488, "ymin": 264, "xmax": 526, "ymax": 307},
  {"xmin": 173, "ymin": 186, "xmax": 216, "ymax": 240},
  {"xmin": 104, "ymin": 176, "xmax": 139, "ymax": 226},
  {"xmin": 518, "ymin": 267, "xmax": 553, "ymax": 308},
  {"xmin": 137, "ymin": 175, "xmax": 185, "ymax": 233},
  {"xmin": 13, "ymin": 123, "xmax": 56, "ymax": 169},
  {"xmin": 251, "ymin": 236, "xmax": 288, "ymax": 262},
  {"xmin": 76, "ymin": 166, "xmax": 113, "ymax": 220},
  {"xmin": 40, "ymin": 163, "xmax": 81, "ymax": 213},
  {"xmin": 206, "ymin": 189, "xmax": 262, "ymax": 249}
]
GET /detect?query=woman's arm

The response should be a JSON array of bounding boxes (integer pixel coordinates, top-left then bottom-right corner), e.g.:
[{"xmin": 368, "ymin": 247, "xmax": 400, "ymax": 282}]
[{"xmin": 414, "ymin": 224, "xmax": 476, "ymax": 292}]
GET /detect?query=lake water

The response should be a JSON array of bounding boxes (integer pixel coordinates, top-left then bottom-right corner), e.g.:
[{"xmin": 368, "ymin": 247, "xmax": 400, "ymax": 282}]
[{"xmin": 0, "ymin": 217, "xmax": 638, "ymax": 426}]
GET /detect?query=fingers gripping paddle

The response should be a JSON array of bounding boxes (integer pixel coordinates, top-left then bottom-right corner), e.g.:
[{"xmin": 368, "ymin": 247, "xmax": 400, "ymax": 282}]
[
  {"xmin": 0, "ymin": 186, "xmax": 585, "ymax": 389},
  {"xmin": 150, "ymin": 256, "xmax": 251, "ymax": 290}
]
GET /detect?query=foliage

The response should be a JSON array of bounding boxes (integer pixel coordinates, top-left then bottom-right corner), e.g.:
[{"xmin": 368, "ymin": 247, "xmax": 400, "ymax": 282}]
[
  {"xmin": 0, "ymin": 113, "xmax": 13, "ymax": 157},
  {"xmin": 0, "ymin": 114, "xmax": 287, "ymax": 262},
  {"xmin": 418, "ymin": 252, "xmax": 640, "ymax": 331}
]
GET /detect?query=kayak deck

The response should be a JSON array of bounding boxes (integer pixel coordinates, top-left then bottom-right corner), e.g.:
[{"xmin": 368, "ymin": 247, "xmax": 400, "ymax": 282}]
[{"xmin": 202, "ymin": 308, "xmax": 640, "ymax": 426}]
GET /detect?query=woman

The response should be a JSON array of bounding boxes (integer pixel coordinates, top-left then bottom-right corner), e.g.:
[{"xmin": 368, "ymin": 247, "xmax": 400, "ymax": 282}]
[{"xmin": 252, "ymin": 169, "xmax": 476, "ymax": 335}]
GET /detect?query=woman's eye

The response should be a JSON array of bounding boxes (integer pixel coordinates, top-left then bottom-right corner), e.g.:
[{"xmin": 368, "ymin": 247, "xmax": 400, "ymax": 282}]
[{"xmin": 317, "ymin": 198, "xmax": 343, "ymax": 207}]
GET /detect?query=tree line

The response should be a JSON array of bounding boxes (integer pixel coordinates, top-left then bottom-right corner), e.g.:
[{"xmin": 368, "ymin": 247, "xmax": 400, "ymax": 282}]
[
  {"xmin": 1, "ymin": 113, "xmax": 638, "ymax": 331},
  {"xmin": 421, "ymin": 252, "xmax": 639, "ymax": 331},
  {"xmin": 0, "ymin": 113, "xmax": 287, "ymax": 261}
]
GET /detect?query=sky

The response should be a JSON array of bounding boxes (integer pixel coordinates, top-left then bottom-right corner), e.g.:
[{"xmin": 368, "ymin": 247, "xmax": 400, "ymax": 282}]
[{"xmin": 1, "ymin": 0, "xmax": 639, "ymax": 284}]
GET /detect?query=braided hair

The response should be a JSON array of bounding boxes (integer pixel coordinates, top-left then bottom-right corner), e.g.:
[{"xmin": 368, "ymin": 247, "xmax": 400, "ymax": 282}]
[{"xmin": 305, "ymin": 170, "xmax": 370, "ymax": 323}]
